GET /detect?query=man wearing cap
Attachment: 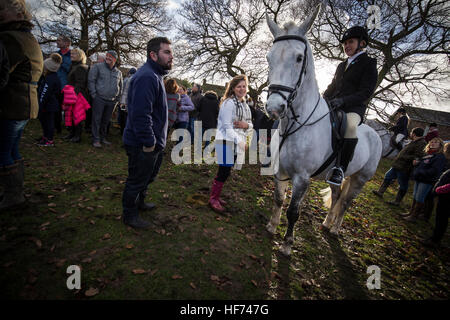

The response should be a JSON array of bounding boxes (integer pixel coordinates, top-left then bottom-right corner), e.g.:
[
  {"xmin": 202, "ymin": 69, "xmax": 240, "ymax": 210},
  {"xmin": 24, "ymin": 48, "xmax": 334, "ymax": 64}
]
[
  {"xmin": 122, "ymin": 37, "xmax": 173, "ymax": 229},
  {"xmin": 88, "ymin": 50, "xmax": 123, "ymax": 148},
  {"xmin": 323, "ymin": 26, "xmax": 378, "ymax": 186}
]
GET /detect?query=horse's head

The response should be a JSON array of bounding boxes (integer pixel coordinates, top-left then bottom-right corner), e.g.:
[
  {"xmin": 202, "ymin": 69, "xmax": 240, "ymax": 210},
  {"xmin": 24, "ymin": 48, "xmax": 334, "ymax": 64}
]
[{"xmin": 265, "ymin": 5, "xmax": 320, "ymax": 120}]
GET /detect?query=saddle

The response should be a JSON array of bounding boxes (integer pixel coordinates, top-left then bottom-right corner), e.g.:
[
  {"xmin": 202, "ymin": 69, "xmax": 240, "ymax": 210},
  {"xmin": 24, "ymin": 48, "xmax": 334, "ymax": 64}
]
[{"xmin": 311, "ymin": 101, "xmax": 347, "ymax": 177}]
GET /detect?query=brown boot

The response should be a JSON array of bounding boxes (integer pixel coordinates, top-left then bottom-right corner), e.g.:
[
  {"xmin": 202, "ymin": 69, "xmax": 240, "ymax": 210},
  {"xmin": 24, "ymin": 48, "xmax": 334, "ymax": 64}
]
[
  {"xmin": 372, "ymin": 180, "xmax": 391, "ymax": 198},
  {"xmin": 387, "ymin": 189, "xmax": 407, "ymax": 206},
  {"xmin": 404, "ymin": 202, "xmax": 424, "ymax": 221},
  {"xmin": 400, "ymin": 199, "xmax": 416, "ymax": 217}
]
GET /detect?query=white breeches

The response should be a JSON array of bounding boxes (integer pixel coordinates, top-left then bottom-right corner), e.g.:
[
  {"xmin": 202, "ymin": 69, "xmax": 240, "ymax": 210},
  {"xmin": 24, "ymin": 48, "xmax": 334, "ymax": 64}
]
[{"xmin": 344, "ymin": 112, "xmax": 361, "ymax": 139}]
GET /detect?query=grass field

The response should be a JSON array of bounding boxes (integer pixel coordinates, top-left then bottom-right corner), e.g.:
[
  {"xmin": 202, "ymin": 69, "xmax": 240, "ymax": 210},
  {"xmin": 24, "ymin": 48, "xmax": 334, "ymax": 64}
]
[{"xmin": 0, "ymin": 119, "xmax": 448, "ymax": 300}]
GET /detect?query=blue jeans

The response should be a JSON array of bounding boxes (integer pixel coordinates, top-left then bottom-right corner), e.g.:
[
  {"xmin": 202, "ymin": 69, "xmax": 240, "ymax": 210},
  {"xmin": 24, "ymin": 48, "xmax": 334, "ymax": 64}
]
[
  {"xmin": 413, "ymin": 182, "xmax": 433, "ymax": 203},
  {"xmin": 188, "ymin": 117, "xmax": 196, "ymax": 144},
  {"xmin": 122, "ymin": 145, "xmax": 164, "ymax": 218},
  {"xmin": 384, "ymin": 167, "xmax": 410, "ymax": 192},
  {"xmin": 0, "ymin": 119, "xmax": 29, "ymax": 166}
]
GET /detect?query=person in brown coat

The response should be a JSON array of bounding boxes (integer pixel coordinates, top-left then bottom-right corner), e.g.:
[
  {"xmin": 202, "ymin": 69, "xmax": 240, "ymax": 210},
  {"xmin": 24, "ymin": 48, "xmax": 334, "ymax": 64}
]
[{"xmin": 373, "ymin": 127, "xmax": 426, "ymax": 206}]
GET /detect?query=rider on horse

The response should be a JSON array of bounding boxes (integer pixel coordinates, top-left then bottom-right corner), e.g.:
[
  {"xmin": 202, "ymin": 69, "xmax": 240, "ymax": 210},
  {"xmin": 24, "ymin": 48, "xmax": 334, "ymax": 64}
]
[
  {"xmin": 323, "ymin": 26, "xmax": 378, "ymax": 186},
  {"xmin": 389, "ymin": 107, "xmax": 409, "ymax": 151}
]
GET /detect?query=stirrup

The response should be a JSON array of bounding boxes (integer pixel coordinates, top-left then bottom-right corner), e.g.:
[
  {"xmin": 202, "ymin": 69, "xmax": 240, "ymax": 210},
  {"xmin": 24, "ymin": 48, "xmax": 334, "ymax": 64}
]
[{"xmin": 326, "ymin": 167, "xmax": 344, "ymax": 186}]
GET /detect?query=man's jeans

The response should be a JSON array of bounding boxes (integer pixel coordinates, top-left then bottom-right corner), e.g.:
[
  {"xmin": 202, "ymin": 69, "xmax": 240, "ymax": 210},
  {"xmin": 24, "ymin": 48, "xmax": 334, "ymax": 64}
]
[
  {"xmin": 384, "ymin": 167, "xmax": 409, "ymax": 192},
  {"xmin": 122, "ymin": 145, "xmax": 164, "ymax": 219},
  {"xmin": 0, "ymin": 119, "xmax": 28, "ymax": 166},
  {"xmin": 92, "ymin": 96, "xmax": 116, "ymax": 142}
]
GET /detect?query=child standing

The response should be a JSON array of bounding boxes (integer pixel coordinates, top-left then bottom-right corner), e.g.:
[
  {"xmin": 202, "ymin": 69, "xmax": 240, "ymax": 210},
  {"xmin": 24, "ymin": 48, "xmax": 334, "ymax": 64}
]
[{"xmin": 37, "ymin": 53, "xmax": 62, "ymax": 146}]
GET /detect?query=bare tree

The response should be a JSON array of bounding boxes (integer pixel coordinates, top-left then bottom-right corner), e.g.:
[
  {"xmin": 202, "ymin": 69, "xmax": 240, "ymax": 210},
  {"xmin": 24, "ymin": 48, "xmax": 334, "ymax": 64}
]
[
  {"xmin": 307, "ymin": 0, "xmax": 450, "ymax": 120},
  {"xmin": 174, "ymin": 0, "xmax": 294, "ymax": 102},
  {"xmin": 33, "ymin": 0, "xmax": 170, "ymax": 65}
]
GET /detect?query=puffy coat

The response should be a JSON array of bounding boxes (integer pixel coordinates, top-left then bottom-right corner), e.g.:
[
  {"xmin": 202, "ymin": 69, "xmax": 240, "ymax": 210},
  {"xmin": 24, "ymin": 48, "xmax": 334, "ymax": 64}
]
[
  {"xmin": 0, "ymin": 21, "xmax": 43, "ymax": 120},
  {"xmin": 412, "ymin": 152, "xmax": 447, "ymax": 184},
  {"xmin": 62, "ymin": 85, "xmax": 91, "ymax": 126}
]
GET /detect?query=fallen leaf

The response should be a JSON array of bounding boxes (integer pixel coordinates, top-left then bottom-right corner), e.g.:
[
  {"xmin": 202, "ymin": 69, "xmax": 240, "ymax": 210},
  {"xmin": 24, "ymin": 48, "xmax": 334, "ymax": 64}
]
[
  {"xmin": 29, "ymin": 237, "xmax": 42, "ymax": 248},
  {"xmin": 172, "ymin": 274, "xmax": 183, "ymax": 279},
  {"xmin": 48, "ymin": 203, "xmax": 57, "ymax": 207},
  {"xmin": 86, "ymin": 207, "xmax": 94, "ymax": 211},
  {"xmin": 102, "ymin": 233, "xmax": 111, "ymax": 240},
  {"xmin": 150, "ymin": 269, "xmax": 158, "ymax": 276},
  {"xmin": 82, "ymin": 258, "xmax": 92, "ymax": 263},
  {"xmin": 40, "ymin": 222, "xmax": 50, "ymax": 228},
  {"xmin": 132, "ymin": 269, "xmax": 147, "ymax": 274},
  {"xmin": 90, "ymin": 220, "xmax": 95, "ymax": 225},
  {"xmin": 251, "ymin": 280, "xmax": 258, "ymax": 287},
  {"xmin": 190, "ymin": 282, "xmax": 197, "ymax": 289},
  {"xmin": 210, "ymin": 275, "xmax": 220, "ymax": 281},
  {"xmin": 85, "ymin": 287, "xmax": 99, "ymax": 297},
  {"xmin": 88, "ymin": 250, "xmax": 97, "ymax": 256},
  {"xmin": 125, "ymin": 244, "xmax": 134, "ymax": 249},
  {"xmin": 55, "ymin": 259, "xmax": 67, "ymax": 267}
]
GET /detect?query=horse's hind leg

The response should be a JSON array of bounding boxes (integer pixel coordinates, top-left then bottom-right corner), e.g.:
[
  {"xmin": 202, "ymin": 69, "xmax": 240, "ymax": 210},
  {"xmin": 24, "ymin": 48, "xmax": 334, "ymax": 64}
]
[
  {"xmin": 330, "ymin": 174, "xmax": 366, "ymax": 235},
  {"xmin": 266, "ymin": 179, "xmax": 289, "ymax": 235},
  {"xmin": 321, "ymin": 185, "xmax": 341, "ymax": 230},
  {"xmin": 280, "ymin": 175, "xmax": 310, "ymax": 256}
]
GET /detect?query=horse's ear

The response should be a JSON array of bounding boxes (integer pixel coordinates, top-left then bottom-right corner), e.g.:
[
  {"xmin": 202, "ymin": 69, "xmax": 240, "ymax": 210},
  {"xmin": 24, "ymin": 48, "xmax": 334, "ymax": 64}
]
[
  {"xmin": 298, "ymin": 4, "xmax": 321, "ymax": 35},
  {"xmin": 266, "ymin": 14, "xmax": 282, "ymax": 38}
]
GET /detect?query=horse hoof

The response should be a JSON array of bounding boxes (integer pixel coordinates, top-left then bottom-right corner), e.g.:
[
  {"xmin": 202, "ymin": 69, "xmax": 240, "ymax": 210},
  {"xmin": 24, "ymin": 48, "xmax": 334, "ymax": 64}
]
[
  {"xmin": 330, "ymin": 228, "xmax": 340, "ymax": 236},
  {"xmin": 280, "ymin": 244, "xmax": 291, "ymax": 256},
  {"xmin": 266, "ymin": 223, "xmax": 276, "ymax": 235}
]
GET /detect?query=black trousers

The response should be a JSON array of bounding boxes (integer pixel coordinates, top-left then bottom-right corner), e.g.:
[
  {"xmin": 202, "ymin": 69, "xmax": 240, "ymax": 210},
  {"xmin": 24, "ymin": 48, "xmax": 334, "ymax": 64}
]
[
  {"xmin": 39, "ymin": 111, "xmax": 56, "ymax": 140},
  {"xmin": 432, "ymin": 197, "xmax": 449, "ymax": 242}
]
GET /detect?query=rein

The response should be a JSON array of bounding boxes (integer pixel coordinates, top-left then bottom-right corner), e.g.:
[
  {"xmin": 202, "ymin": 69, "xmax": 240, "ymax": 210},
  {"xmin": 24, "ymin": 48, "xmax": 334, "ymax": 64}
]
[{"xmin": 267, "ymin": 35, "xmax": 337, "ymax": 181}]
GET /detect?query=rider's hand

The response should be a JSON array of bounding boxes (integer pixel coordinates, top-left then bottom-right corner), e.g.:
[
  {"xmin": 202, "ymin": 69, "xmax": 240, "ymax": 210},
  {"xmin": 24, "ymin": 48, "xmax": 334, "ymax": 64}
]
[
  {"xmin": 329, "ymin": 98, "xmax": 344, "ymax": 109},
  {"xmin": 143, "ymin": 145, "xmax": 155, "ymax": 153}
]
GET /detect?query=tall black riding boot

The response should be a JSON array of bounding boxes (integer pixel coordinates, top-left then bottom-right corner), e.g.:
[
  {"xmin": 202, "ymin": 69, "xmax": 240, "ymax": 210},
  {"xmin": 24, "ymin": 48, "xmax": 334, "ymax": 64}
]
[{"xmin": 327, "ymin": 138, "xmax": 358, "ymax": 186}]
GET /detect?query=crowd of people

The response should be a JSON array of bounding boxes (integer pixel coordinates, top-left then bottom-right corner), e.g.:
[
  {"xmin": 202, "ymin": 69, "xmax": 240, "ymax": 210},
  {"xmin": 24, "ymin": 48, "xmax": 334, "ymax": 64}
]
[{"xmin": 0, "ymin": 0, "xmax": 448, "ymax": 249}]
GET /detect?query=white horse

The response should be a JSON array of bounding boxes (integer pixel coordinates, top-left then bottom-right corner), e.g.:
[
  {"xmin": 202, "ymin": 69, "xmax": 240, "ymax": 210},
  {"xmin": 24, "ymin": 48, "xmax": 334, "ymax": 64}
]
[
  {"xmin": 365, "ymin": 118, "xmax": 409, "ymax": 159},
  {"xmin": 264, "ymin": 7, "xmax": 382, "ymax": 256}
]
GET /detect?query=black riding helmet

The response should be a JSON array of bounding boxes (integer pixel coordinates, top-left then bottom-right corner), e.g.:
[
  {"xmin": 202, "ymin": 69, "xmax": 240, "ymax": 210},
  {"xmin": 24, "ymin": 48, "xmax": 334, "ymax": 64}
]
[{"xmin": 340, "ymin": 26, "xmax": 369, "ymax": 47}]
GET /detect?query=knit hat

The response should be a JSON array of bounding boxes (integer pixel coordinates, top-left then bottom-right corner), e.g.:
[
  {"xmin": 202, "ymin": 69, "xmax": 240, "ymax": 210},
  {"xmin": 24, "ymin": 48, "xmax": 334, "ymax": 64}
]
[
  {"xmin": 44, "ymin": 53, "xmax": 63, "ymax": 73},
  {"xmin": 107, "ymin": 50, "xmax": 117, "ymax": 60}
]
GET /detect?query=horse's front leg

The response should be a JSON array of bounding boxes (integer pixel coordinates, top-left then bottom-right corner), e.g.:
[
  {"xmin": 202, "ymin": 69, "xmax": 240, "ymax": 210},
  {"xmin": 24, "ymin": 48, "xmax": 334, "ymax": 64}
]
[
  {"xmin": 266, "ymin": 178, "xmax": 289, "ymax": 235},
  {"xmin": 280, "ymin": 175, "xmax": 310, "ymax": 256}
]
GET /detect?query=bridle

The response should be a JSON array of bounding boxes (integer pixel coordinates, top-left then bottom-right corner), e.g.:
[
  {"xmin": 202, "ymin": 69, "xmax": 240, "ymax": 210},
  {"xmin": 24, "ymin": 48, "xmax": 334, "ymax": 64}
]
[{"xmin": 266, "ymin": 35, "xmax": 332, "ymax": 181}]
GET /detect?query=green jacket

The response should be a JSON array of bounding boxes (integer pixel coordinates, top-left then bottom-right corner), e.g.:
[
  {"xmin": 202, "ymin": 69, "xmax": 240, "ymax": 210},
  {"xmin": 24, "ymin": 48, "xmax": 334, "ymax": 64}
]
[
  {"xmin": 0, "ymin": 21, "xmax": 43, "ymax": 120},
  {"xmin": 392, "ymin": 137, "xmax": 427, "ymax": 174}
]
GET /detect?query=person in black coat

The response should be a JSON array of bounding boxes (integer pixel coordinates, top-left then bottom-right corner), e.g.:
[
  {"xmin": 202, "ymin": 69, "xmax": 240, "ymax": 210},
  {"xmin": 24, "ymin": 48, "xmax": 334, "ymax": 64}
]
[
  {"xmin": 421, "ymin": 143, "xmax": 450, "ymax": 247},
  {"xmin": 37, "ymin": 53, "xmax": 62, "ymax": 146},
  {"xmin": 0, "ymin": 40, "xmax": 9, "ymax": 90},
  {"xmin": 323, "ymin": 26, "xmax": 378, "ymax": 186},
  {"xmin": 197, "ymin": 90, "xmax": 219, "ymax": 148},
  {"xmin": 389, "ymin": 107, "xmax": 409, "ymax": 151},
  {"xmin": 402, "ymin": 137, "xmax": 447, "ymax": 221}
]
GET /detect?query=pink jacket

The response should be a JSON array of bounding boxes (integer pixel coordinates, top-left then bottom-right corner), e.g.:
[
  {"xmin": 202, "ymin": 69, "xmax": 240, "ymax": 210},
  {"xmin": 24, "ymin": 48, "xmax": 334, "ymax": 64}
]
[{"xmin": 62, "ymin": 85, "xmax": 91, "ymax": 126}]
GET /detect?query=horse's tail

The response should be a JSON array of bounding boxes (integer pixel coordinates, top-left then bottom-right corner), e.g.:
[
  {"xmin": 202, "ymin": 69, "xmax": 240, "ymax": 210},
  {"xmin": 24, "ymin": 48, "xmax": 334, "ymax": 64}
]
[{"xmin": 320, "ymin": 187, "xmax": 332, "ymax": 209}]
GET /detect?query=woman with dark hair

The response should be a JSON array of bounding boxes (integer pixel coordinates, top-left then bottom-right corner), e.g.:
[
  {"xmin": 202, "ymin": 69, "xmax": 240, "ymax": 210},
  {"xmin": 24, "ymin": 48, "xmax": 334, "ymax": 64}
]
[
  {"xmin": 402, "ymin": 137, "xmax": 447, "ymax": 221},
  {"xmin": 164, "ymin": 78, "xmax": 179, "ymax": 131},
  {"xmin": 197, "ymin": 90, "xmax": 220, "ymax": 148},
  {"xmin": 208, "ymin": 74, "xmax": 253, "ymax": 213}
]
